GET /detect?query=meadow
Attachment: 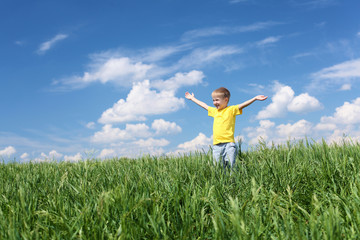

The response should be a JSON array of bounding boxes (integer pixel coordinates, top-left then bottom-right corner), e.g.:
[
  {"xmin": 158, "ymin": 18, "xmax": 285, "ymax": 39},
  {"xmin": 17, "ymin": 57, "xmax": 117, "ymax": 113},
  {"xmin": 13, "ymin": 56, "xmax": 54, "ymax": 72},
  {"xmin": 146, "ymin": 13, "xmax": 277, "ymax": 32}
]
[{"xmin": 1, "ymin": 139, "xmax": 360, "ymax": 239}]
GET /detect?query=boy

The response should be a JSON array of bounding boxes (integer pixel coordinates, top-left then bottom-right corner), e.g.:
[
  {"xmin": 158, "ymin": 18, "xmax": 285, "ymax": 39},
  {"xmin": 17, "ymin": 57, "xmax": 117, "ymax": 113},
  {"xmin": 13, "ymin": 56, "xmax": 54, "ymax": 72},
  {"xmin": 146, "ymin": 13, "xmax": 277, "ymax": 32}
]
[{"xmin": 185, "ymin": 87, "xmax": 267, "ymax": 169}]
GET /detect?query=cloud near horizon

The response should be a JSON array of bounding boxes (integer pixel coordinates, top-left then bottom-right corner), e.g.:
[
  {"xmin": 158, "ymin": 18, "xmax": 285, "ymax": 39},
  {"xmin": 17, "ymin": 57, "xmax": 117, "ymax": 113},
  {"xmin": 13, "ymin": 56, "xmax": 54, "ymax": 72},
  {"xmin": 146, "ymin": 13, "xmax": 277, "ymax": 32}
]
[
  {"xmin": 247, "ymin": 96, "xmax": 360, "ymax": 145},
  {"xmin": 0, "ymin": 146, "xmax": 16, "ymax": 157}
]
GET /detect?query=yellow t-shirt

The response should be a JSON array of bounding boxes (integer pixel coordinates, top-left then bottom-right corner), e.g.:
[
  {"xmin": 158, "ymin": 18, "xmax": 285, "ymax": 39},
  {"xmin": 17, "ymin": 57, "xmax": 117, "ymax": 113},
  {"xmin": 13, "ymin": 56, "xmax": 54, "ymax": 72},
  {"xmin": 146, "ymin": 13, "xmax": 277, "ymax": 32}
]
[{"xmin": 208, "ymin": 105, "xmax": 242, "ymax": 145}]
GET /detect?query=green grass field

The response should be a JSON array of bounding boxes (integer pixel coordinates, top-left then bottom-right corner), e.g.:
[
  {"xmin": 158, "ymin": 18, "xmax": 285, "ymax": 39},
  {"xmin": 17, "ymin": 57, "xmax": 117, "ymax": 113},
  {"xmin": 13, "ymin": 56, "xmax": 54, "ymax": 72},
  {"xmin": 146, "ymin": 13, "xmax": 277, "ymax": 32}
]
[{"xmin": 1, "ymin": 139, "xmax": 360, "ymax": 239}]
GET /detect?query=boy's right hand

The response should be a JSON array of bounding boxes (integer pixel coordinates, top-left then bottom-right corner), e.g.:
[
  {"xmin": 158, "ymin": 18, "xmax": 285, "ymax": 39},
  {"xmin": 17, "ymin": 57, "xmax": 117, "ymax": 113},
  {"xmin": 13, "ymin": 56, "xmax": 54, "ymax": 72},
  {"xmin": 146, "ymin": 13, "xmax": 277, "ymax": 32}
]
[{"xmin": 185, "ymin": 92, "xmax": 194, "ymax": 100}]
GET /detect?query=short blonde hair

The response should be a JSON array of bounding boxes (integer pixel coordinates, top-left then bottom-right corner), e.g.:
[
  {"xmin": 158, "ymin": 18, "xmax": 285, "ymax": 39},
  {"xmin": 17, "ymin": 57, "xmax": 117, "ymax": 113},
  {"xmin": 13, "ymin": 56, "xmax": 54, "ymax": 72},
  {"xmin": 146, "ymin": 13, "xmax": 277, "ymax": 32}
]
[{"xmin": 212, "ymin": 87, "xmax": 230, "ymax": 100}]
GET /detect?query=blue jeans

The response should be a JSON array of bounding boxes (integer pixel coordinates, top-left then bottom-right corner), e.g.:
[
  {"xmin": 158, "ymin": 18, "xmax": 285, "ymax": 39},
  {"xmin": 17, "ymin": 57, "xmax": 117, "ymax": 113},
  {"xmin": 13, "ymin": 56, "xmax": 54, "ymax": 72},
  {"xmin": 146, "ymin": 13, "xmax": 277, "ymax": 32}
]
[{"xmin": 213, "ymin": 142, "xmax": 238, "ymax": 169}]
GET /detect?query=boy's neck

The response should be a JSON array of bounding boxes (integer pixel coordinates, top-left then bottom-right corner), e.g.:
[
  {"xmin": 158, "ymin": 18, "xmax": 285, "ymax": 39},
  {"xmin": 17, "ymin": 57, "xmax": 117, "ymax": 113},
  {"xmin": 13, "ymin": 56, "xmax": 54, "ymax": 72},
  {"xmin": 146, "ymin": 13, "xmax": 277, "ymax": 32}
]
[{"xmin": 218, "ymin": 105, "xmax": 228, "ymax": 110}]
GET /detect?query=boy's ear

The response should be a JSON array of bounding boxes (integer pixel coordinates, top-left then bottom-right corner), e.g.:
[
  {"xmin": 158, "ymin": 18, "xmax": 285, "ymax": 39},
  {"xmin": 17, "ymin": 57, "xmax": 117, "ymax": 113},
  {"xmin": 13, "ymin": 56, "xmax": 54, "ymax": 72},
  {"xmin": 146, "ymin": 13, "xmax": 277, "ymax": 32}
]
[{"xmin": 225, "ymin": 97, "xmax": 229, "ymax": 103}]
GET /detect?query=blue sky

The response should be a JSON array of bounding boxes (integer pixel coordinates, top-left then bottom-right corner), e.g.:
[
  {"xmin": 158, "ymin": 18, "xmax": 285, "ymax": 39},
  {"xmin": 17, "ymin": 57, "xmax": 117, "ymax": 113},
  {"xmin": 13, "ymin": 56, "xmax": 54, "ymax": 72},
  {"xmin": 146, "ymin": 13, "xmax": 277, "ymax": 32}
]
[{"xmin": 1, "ymin": 0, "xmax": 360, "ymax": 162}]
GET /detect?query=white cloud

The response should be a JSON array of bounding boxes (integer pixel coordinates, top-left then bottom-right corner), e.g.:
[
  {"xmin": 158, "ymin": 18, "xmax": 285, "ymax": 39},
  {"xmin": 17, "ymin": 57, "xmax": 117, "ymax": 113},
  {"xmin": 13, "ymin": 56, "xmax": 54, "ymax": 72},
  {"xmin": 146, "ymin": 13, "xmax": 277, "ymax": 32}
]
[
  {"xmin": 176, "ymin": 133, "xmax": 212, "ymax": 153},
  {"xmin": 86, "ymin": 122, "xmax": 96, "ymax": 129},
  {"xmin": 0, "ymin": 146, "xmax": 16, "ymax": 157},
  {"xmin": 257, "ymin": 82, "xmax": 294, "ymax": 119},
  {"xmin": 151, "ymin": 119, "xmax": 182, "ymax": 135},
  {"xmin": 92, "ymin": 123, "xmax": 151, "ymax": 143},
  {"xmin": 326, "ymin": 128, "xmax": 360, "ymax": 144},
  {"xmin": 64, "ymin": 153, "xmax": 82, "ymax": 162},
  {"xmin": 245, "ymin": 119, "xmax": 313, "ymax": 145},
  {"xmin": 152, "ymin": 70, "xmax": 204, "ymax": 91},
  {"xmin": 245, "ymin": 120, "xmax": 276, "ymax": 145},
  {"xmin": 256, "ymin": 36, "xmax": 281, "ymax": 46},
  {"xmin": 15, "ymin": 40, "xmax": 26, "ymax": 46},
  {"xmin": 290, "ymin": 0, "xmax": 337, "ymax": 8},
  {"xmin": 57, "ymin": 57, "xmax": 154, "ymax": 89},
  {"xmin": 43, "ymin": 150, "xmax": 62, "ymax": 160},
  {"xmin": 248, "ymin": 98, "xmax": 360, "ymax": 146},
  {"xmin": 316, "ymin": 98, "xmax": 360, "ymax": 126},
  {"xmin": 291, "ymin": 52, "xmax": 315, "ymax": 60},
  {"xmin": 49, "ymin": 150, "xmax": 63, "ymax": 159},
  {"xmin": 276, "ymin": 120, "xmax": 313, "ymax": 139},
  {"xmin": 312, "ymin": 58, "xmax": 360, "ymax": 79},
  {"xmin": 134, "ymin": 138, "xmax": 170, "ymax": 147},
  {"xmin": 82, "ymin": 57, "xmax": 153, "ymax": 84},
  {"xmin": 257, "ymin": 82, "xmax": 322, "ymax": 119},
  {"xmin": 34, "ymin": 150, "xmax": 63, "ymax": 162},
  {"xmin": 99, "ymin": 149, "xmax": 116, "ymax": 159},
  {"xmin": 20, "ymin": 152, "xmax": 29, "ymax": 160},
  {"xmin": 37, "ymin": 34, "xmax": 68, "ymax": 54},
  {"xmin": 340, "ymin": 83, "xmax": 351, "ymax": 91},
  {"xmin": 287, "ymin": 93, "xmax": 323, "ymax": 113},
  {"xmin": 176, "ymin": 46, "xmax": 243, "ymax": 69},
  {"xmin": 314, "ymin": 98, "xmax": 360, "ymax": 143},
  {"xmin": 140, "ymin": 45, "xmax": 188, "ymax": 62},
  {"xmin": 310, "ymin": 58, "xmax": 360, "ymax": 90},
  {"xmin": 314, "ymin": 121, "xmax": 337, "ymax": 131},
  {"xmin": 98, "ymin": 80, "xmax": 185, "ymax": 124},
  {"xmin": 53, "ymin": 37, "xmax": 243, "ymax": 91},
  {"xmin": 182, "ymin": 21, "xmax": 282, "ymax": 41}
]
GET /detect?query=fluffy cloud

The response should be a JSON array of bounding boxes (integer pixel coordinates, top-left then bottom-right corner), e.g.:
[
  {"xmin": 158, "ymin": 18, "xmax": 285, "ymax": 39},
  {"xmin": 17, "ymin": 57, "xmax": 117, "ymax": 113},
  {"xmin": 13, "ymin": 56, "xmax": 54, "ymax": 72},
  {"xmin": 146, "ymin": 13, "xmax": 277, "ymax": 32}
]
[
  {"xmin": 257, "ymin": 82, "xmax": 322, "ymax": 119},
  {"xmin": 245, "ymin": 119, "xmax": 313, "ymax": 145},
  {"xmin": 49, "ymin": 150, "xmax": 63, "ymax": 159},
  {"xmin": 0, "ymin": 146, "xmax": 16, "ymax": 156},
  {"xmin": 257, "ymin": 83, "xmax": 294, "ymax": 119},
  {"xmin": 277, "ymin": 120, "xmax": 313, "ymax": 139},
  {"xmin": 41, "ymin": 150, "xmax": 63, "ymax": 160},
  {"xmin": 248, "ymin": 97, "xmax": 360, "ymax": 146},
  {"xmin": 244, "ymin": 120, "xmax": 275, "ymax": 145},
  {"xmin": 81, "ymin": 57, "xmax": 153, "ymax": 85},
  {"xmin": 37, "ymin": 34, "xmax": 68, "ymax": 55},
  {"xmin": 151, "ymin": 119, "xmax": 182, "ymax": 135},
  {"xmin": 64, "ymin": 153, "xmax": 82, "ymax": 162},
  {"xmin": 33, "ymin": 150, "xmax": 63, "ymax": 162},
  {"xmin": 56, "ymin": 57, "xmax": 154, "ymax": 89},
  {"xmin": 92, "ymin": 123, "xmax": 151, "ymax": 143},
  {"xmin": 287, "ymin": 93, "xmax": 323, "ymax": 113},
  {"xmin": 53, "ymin": 42, "xmax": 238, "ymax": 91},
  {"xmin": 316, "ymin": 98, "xmax": 360, "ymax": 127},
  {"xmin": 20, "ymin": 152, "xmax": 29, "ymax": 160},
  {"xmin": 134, "ymin": 138, "xmax": 170, "ymax": 147},
  {"xmin": 99, "ymin": 80, "xmax": 185, "ymax": 124},
  {"xmin": 175, "ymin": 133, "xmax": 212, "ymax": 153},
  {"xmin": 99, "ymin": 149, "xmax": 116, "ymax": 159}
]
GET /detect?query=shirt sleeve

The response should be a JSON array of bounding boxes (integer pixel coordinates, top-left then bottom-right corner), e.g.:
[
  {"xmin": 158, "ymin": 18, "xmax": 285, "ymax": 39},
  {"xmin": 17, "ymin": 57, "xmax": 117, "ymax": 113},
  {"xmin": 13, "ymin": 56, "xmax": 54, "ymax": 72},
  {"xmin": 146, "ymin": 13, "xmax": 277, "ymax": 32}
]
[
  {"xmin": 208, "ymin": 107, "xmax": 216, "ymax": 117},
  {"xmin": 233, "ymin": 105, "xmax": 242, "ymax": 115}
]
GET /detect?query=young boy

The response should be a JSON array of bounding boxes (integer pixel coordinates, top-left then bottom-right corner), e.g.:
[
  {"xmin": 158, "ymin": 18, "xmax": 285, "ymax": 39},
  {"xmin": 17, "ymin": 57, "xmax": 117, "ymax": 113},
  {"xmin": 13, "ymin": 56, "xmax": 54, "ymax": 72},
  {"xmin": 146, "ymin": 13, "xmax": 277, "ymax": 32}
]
[{"xmin": 185, "ymin": 87, "xmax": 267, "ymax": 169}]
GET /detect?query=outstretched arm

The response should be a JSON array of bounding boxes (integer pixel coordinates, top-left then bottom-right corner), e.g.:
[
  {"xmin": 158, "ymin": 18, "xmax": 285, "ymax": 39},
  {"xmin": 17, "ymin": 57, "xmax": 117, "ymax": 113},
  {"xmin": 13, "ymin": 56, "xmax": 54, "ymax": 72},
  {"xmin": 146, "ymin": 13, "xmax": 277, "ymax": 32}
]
[
  {"xmin": 238, "ymin": 95, "xmax": 268, "ymax": 110},
  {"xmin": 185, "ymin": 92, "xmax": 209, "ymax": 111}
]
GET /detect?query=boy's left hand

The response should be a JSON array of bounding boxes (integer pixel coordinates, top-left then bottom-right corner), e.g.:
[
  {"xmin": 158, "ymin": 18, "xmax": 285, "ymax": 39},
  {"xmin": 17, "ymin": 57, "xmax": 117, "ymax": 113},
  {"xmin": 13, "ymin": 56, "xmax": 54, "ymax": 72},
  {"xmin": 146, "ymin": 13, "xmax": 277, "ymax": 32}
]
[{"xmin": 256, "ymin": 95, "xmax": 268, "ymax": 101}]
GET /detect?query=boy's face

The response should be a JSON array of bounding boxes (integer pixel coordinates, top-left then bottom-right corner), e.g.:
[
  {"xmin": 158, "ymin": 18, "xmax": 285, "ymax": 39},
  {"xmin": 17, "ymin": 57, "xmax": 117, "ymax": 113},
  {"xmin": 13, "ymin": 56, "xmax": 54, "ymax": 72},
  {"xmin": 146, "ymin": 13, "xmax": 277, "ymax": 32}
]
[{"xmin": 212, "ymin": 93, "xmax": 228, "ymax": 110}]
